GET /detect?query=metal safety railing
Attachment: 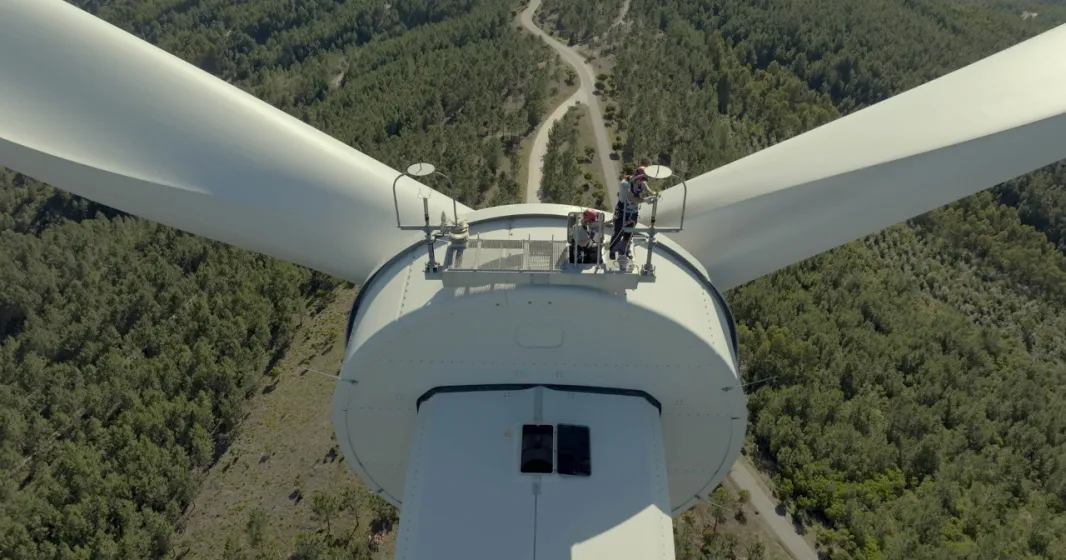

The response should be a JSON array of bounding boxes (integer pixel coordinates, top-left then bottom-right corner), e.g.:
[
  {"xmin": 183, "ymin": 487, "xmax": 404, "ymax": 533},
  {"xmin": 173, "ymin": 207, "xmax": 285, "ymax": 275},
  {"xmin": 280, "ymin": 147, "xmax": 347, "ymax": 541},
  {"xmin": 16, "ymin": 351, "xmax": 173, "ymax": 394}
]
[
  {"xmin": 390, "ymin": 159, "xmax": 687, "ymax": 288},
  {"xmin": 444, "ymin": 236, "xmax": 567, "ymax": 272}
]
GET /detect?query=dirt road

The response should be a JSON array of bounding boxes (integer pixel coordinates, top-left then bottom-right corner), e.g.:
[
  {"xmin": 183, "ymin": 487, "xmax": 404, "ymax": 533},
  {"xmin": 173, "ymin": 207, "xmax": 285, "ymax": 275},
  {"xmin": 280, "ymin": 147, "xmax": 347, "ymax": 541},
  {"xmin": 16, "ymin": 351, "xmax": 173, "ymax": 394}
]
[
  {"xmin": 519, "ymin": 0, "xmax": 618, "ymax": 206},
  {"xmin": 519, "ymin": 4, "xmax": 821, "ymax": 559},
  {"xmin": 729, "ymin": 458, "xmax": 819, "ymax": 560},
  {"xmin": 523, "ymin": 91, "xmax": 581, "ymax": 203}
]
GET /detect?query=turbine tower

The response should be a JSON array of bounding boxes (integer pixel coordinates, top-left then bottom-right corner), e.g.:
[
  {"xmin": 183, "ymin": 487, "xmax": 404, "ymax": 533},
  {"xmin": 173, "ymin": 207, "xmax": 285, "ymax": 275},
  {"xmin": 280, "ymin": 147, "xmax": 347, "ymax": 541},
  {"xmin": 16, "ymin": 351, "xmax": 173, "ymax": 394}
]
[{"xmin": 4, "ymin": 1, "xmax": 1066, "ymax": 558}]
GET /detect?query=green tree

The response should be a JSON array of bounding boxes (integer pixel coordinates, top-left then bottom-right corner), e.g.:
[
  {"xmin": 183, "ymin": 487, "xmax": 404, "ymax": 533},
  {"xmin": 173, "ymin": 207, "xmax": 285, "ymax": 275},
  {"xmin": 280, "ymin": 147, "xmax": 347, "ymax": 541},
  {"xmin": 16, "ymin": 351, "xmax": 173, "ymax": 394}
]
[
  {"xmin": 222, "ymin": 535, "xmax": 247, "ymax": 560},
  {"xmin": 246, "ymin": 507, "xmax": 268, "ymax": 548},
  {"xmin": 747, "ymin": 539, "xmax": 767, "ymax": 560},
  {"xmin": 311, "ymin": 490, "xmax": 341, "ymax": 536},
  {"xmin": 291, "ymin": 532, "xmax": 328, "ymax": 560},
  {"xmin": 367, "ymin": 494, "xmax": 399, "ymax": 534},
  {"xmin": 0, "ymin": 0, "xmax": 563, "ymax": 556},
  {"xmin": 710, "ymin": 487, "xmax": 733, "ymax": 534},
  {"xmin": 486, "ymin": 139, "xmax": 503, "ymax": 173}
]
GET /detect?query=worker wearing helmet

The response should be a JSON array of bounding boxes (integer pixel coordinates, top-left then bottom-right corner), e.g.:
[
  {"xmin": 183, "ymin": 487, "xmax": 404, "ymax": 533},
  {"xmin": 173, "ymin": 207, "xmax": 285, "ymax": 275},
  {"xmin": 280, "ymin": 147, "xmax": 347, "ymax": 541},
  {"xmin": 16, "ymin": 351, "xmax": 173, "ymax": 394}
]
[
  {"xmin": 609, "ymin": 167, "xmax": 657, "ymax": 260},
  {"xmin": 571, "ymin": 209, "xmax": 603, "ymax": 264}
]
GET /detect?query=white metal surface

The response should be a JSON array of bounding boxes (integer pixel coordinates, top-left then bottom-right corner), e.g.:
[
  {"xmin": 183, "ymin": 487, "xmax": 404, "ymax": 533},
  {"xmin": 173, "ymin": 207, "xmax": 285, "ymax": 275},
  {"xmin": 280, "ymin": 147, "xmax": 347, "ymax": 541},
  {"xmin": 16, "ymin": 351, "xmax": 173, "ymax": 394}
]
[
  {"xmin": 396, "ymin": 390, "xmax": 537, "ymax": 560},
  {"xmin": 333, "ymin": 205, "xmax": 745, "ymax": 515},
  {"xmin": 656, "ymin": 24, "xmax": 1066, "ymax": 291},
  {"xmin": 537, "ymin": 390, "xmax": 673, "ymax": 559},
  {"xmin": 395, "ymin": 389, "xmax": 673, "ymax": 560},
  {"xmin": 0, "ymin": 0, "xmax": 469, "ymax": 284}
]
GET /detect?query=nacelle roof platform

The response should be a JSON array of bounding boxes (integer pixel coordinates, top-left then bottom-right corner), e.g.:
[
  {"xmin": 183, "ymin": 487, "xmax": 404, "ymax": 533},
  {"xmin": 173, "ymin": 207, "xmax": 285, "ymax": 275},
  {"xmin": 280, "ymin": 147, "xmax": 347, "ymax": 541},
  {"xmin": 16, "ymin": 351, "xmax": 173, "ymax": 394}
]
[
  {"xmin": 334, "ymin": 204, "xmax": 745, "ymax": 518},
  {"xmin": 392, "ymin": 163, "xmax": 688, "ymax": 292},
  {"xmin": 436, "ymin": 235, "xmax": 650, "ymax": 291}
]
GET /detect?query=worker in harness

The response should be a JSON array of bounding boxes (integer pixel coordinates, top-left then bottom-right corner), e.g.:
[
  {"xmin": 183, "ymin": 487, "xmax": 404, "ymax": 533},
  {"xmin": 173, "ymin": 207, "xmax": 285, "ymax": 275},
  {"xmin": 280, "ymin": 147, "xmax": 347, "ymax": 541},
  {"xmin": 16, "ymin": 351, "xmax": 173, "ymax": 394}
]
[
  {"xmin": 570, "ymin": 209, "xmax": 603, "ymax": 264},
  {"xmin": 609, "ymin": 167, "xmax": 657, "ymax": 260}
]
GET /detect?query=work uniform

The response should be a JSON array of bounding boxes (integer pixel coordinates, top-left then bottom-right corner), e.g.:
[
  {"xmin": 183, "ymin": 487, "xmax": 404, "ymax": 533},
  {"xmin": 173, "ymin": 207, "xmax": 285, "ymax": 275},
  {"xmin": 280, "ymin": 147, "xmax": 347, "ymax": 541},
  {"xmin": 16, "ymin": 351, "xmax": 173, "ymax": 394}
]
[
  {"xmin": 571, "ymin": 221, "xmax": 602, "ymax": 263},
  {"xmin": 609, "ymin": 176, "xmax": 653, "ymax": 259}
]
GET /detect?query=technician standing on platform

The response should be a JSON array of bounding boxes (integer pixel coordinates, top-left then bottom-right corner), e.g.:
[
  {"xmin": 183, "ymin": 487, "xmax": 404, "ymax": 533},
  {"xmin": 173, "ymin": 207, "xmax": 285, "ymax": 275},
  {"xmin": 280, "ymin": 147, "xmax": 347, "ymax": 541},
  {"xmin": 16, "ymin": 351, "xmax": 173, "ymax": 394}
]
[{"xmin": 609, "ymin": 167, "xmax": 657, "ymax": 260}]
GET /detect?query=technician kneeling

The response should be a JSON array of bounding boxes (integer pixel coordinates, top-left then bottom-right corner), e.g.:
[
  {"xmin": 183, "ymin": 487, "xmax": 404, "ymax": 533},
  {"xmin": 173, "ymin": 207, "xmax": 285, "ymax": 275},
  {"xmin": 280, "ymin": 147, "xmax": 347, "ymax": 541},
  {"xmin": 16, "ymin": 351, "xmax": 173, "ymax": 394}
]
[{"xmin": 571, "ymin": 209, "xmax": 603, "ymax": 264}]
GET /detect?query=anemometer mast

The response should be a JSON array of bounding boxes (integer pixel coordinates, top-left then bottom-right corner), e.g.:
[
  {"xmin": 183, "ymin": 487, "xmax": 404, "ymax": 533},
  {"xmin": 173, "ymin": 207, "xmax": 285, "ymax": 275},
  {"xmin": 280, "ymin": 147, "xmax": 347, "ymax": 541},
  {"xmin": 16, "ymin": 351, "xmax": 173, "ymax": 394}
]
[
  {"xmin": 630, "ymin": 163, "xmax": 688, "ymax": 276},
  {"xmin": 346, "ymin": 169, "xmax": 741, "ymax": 560},
  {"xmin": 391, "ymin": 162, "xmax": 462, "ymax": 274}
]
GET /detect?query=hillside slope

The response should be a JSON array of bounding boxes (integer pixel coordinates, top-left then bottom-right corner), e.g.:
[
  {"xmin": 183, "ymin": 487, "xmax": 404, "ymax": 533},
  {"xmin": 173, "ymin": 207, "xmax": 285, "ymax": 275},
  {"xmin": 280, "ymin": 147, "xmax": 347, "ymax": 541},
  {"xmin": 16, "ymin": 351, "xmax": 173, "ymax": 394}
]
[{"xmin": 0, "ymin": 0, "xmax": 557, "ymax": 557}]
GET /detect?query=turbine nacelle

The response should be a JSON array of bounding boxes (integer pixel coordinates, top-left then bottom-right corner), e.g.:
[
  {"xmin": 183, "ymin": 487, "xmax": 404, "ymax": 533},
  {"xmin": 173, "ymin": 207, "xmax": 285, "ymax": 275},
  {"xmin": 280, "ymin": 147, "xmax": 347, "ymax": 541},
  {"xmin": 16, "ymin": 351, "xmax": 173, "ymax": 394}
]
[{"xmin": 335, "ymin": 204, "xmax": 745, "ymax": 559}]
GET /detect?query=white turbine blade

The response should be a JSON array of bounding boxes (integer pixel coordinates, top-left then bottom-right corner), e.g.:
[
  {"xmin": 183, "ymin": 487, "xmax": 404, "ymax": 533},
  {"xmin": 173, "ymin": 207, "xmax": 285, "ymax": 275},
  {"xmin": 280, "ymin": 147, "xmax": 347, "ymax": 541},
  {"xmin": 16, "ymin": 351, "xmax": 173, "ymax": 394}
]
[
  {"xmin": 657, "ymin": 24, "xmax": 1066, "ymax": 291},
  {"xmin": 0, "ymin": 0, "xmax": 470, "ymax": 283}
]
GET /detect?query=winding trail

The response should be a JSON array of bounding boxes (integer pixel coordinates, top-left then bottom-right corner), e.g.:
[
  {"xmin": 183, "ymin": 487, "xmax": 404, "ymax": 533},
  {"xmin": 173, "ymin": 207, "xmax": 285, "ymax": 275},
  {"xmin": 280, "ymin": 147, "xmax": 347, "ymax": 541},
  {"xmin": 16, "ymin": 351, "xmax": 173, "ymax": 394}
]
[
  {"xmin": 518, "ymin": 3, "xmax": 820, "ymax": 559},
  {"xmin": 519, "ymin": 0, "xmax": 618, "ymax": 206},
  {"xmin": 523, "ymin": 88, "xmax": 582, "ymax": 204}
]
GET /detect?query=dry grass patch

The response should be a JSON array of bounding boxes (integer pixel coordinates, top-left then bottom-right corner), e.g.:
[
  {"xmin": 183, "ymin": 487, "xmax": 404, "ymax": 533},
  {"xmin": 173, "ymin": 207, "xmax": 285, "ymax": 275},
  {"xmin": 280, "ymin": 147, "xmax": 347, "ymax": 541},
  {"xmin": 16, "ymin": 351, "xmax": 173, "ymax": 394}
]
[{"xmin": 173, "ymin": 286, "xmax": 399, "ymax": 560}]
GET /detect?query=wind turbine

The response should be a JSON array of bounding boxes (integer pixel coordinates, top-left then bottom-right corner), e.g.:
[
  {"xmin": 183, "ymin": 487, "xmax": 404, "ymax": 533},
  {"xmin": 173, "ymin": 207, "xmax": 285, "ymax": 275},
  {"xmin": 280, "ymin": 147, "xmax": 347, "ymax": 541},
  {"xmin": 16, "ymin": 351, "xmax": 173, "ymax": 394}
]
[{"xmin": 3, "ymin": 1, "xmax": 1066, "ymax": 558}]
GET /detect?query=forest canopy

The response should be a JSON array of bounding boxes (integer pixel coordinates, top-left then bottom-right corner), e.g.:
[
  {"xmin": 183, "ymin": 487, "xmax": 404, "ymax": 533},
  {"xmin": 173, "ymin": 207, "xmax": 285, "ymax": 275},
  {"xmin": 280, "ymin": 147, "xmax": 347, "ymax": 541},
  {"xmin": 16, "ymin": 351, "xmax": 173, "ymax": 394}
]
[
  {"xmin": 0, "ymin": 0, "xmax": 556, "ymax": 557},
  {"xmin": 536, "ymin": 0, "xmax": 1066, "ymax": 558},
  {"xmin": 3, "ymin": 0, "xmax": 1066, "ymax": 558}
]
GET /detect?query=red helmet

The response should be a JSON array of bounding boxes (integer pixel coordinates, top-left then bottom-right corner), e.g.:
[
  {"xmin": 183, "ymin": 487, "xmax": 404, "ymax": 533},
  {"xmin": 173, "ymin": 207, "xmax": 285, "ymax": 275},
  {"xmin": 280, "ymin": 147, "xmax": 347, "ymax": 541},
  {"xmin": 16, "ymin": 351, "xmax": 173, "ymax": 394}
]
[{"xmin": 582, "ymin": 209, "xmax": 598, "ymax": 223}]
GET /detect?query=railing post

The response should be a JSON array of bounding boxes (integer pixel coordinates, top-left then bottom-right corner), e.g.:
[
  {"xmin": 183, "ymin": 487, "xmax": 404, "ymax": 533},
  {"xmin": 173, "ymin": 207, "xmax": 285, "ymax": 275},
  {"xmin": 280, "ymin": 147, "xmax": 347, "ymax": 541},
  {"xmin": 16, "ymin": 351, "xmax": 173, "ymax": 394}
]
[
  {"xmin": 393, "ymin": 162, "xmax": 461, "ymax": 275},
  {"xmin": 423, "ymin": 197, "xmax": 439, "ymax": 272},
  {"xmin": 643, "ymin": 196, "xmax": 659, "ymax": 275},
  {"xmin": 597, "ymin": 211, "xmax": 605, "ymax": 269},
  {"xmin": 447, "ymin": 178, "xmax": 459, "ymax": 227},
  {"xmin": 678, "ymin": 161, "xmax": 688, "ymax": 232},
  {"xmin": 473, "ymin": 233, "xmax": 481, "ymax": 270},
  {"xmin": 392, "ymin": 173, "xmax": 408, "ymax": 229}
]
